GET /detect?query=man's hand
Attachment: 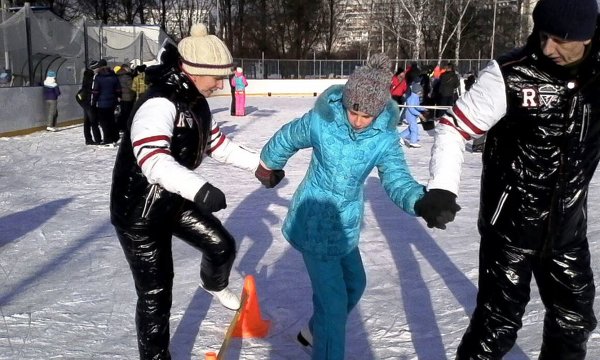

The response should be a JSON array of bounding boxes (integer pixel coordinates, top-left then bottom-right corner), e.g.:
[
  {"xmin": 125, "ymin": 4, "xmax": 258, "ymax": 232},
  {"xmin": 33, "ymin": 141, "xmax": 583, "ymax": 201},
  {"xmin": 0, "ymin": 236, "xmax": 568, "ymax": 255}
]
[
  {"xmin": 255, "ymin": 163, "xmax": 285, "ymax": 188},
  {"xmin": 414, "ymin": 189, "xmax": 461, "ymax": 229},
  {"xmin": 194, "ymin": 183, "xmax": 227, "ymax": 213}
]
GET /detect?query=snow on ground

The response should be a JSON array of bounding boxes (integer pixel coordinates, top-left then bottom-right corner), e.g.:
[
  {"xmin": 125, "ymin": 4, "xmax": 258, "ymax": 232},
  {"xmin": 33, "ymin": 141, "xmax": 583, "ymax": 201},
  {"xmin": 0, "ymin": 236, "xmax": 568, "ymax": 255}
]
[{"xmin": 1, "ymin": 96, "xmax": 599, "ymax": 359}]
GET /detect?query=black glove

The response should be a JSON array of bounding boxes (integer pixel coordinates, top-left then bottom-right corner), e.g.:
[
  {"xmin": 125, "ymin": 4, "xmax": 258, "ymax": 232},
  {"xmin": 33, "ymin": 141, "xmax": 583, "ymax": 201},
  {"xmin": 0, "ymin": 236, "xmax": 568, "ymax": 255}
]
[
  {"xmin": 194, "ymin": 183, "xmax": 227, "ymax": 213},
  {"xmin": 255, "ymin": 163, "xmax": 285, "ymax": 188},
  {"xmin": 414, "ymin": 189, "xmax": 461, "ymax": 230}
]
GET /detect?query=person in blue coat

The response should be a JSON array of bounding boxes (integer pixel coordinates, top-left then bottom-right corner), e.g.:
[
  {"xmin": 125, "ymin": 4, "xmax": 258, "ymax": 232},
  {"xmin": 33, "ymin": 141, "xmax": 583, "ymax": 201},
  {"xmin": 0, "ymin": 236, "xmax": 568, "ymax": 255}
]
[
  {"xmin": 90, "ymin": 58, "xmax": 122, "ymax": 145},
  {"xmin": 399, "ymin": 82, "xmax": 427, "ymax": 148},
  {"xmin": 254, "ymin": 54, "xmax": 436, "ymax": 360}
]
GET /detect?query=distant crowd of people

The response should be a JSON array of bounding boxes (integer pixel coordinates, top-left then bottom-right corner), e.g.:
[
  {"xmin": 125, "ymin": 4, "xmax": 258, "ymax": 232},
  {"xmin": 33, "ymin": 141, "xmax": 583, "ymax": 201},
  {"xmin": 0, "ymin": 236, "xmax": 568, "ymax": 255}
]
[
  {"xmin": 390, "ymin": 61, "xmax": 480, "ymax": 150},
  {"xmin": 74, "ymin": 59, "xmax": 148, "ymax": 146}
]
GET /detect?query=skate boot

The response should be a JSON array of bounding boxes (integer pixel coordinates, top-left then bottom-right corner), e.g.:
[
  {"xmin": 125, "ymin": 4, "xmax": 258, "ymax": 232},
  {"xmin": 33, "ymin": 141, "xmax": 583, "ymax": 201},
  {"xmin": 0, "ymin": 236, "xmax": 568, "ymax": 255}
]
[
  {"xmin": 297, "ymin": 326, "xmax": 313, "ymax": 352},
  {"xmin": 202, "ymin": 285, "xmax": 241, "ymax": 310}
]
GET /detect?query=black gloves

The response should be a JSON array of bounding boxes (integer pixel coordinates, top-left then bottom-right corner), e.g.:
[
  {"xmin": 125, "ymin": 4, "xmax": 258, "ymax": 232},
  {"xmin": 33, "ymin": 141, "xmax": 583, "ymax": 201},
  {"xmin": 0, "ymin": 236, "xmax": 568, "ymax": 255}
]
[
  {"xmin": 420, "ymin": 111, "xmax": 435, "ymax": 130},
  {"xmin": 194, "ymin": 183, "xmax": 227, "ymax": 213},
  {"xmin": 255, "ymin": 163, "xmax": 285, "ymax": 188},
  {"xmin": 414, "ymin": 189, "xmax": 461, "ymax": 230}
]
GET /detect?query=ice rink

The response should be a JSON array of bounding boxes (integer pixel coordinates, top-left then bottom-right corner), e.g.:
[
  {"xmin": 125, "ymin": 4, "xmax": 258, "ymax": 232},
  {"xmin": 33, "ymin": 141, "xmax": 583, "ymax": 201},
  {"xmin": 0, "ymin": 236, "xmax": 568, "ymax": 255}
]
[{"xmin": 1, "ymin": 95, "xmax": 599, "ymax": 359}]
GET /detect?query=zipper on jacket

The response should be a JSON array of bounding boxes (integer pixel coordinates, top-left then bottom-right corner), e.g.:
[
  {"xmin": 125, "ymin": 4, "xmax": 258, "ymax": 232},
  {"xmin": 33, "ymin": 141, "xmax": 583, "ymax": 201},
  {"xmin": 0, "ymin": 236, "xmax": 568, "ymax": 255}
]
[
  {"xmin": 579, "ymin": 103, "xmax": 590, "ymax": 142},
  {"xmin": 542, "ymin": 156, "xmax": 564, "ymax": 258},
  {"xmin": 542, "ymin": 95, "xmax": 573, "ymax": 257},
  {"xmin": 490, "ymin": 185, "xmax": 511, "ymax": 226},
  {"xmin": 141, "ymin": 184, "xmax": 159, "ymax": 219}
]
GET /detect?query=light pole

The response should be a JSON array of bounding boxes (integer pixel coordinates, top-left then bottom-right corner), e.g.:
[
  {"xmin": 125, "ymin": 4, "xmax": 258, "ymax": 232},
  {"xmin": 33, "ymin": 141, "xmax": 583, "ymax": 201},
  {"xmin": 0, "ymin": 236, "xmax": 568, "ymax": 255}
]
[
  {"xmin": 491, "ymin": 0, "xmax": 498, "ymax": 58},
  {"xmin": 215, "ymin": 0, "xmax": 220, "ymax": 37},
  {"xmin": 1, "ymin": 0, "xmax": 9, "ymax": 69}
]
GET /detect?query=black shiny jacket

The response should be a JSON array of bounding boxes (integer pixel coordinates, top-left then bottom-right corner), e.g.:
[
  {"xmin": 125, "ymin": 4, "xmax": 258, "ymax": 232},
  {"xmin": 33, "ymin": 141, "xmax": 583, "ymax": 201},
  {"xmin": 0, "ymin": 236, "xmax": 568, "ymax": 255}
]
[
  {"xmin": 478, "ymin": 28, "xmax": 600, "ymax": 254},
  {"xmin": 110, "ymin": 48, "xmax": 212, "ymax": 230}
]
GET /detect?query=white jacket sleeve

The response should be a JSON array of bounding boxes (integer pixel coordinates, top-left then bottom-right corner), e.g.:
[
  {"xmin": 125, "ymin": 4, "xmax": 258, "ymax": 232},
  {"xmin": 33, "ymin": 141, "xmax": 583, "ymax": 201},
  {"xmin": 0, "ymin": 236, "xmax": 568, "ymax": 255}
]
[
  {"xmin": 130, "ymin": 97, "xmax": 207, "ymax": 202},
  {"xmin": 428, "ymin": 61, "xmax": 507, "ymax": 194},
  {"xmin": 206, "ymin": 119, "xmax": 261, "ymax": 172}
]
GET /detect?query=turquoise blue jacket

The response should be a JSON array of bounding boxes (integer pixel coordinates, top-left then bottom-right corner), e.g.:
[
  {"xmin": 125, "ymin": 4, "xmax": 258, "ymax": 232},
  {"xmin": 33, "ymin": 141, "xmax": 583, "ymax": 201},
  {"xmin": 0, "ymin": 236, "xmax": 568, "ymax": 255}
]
[{"xmin": 260, "ymin": 85, "xmax": 425, "ymax": 259}]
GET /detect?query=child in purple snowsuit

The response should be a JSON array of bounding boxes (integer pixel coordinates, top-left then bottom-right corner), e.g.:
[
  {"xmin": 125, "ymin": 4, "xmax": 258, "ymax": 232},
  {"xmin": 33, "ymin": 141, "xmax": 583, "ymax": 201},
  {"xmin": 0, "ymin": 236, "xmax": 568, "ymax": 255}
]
[{"xmin": 43, "ymin": 71, "xmax": 61, "ymax": 131}]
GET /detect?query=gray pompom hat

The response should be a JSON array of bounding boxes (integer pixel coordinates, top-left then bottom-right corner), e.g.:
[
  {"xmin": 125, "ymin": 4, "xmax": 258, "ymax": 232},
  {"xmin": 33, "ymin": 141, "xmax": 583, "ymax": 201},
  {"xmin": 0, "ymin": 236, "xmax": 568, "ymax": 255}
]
[{"xmin": 342, "ymin": 53, "xmax": 392, "ymax": 117}]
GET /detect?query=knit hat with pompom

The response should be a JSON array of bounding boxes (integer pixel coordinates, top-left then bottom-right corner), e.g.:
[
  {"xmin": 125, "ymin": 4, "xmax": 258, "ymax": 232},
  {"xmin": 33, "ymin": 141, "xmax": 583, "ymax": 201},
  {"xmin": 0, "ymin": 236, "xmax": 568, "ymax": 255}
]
[
  {"xmin": 177, "ymin": 23, "xmax": 233, "ymax": 76},
  {"xmin": 343, "ymin": 53, "xmax": 393, "ymax": 117}
]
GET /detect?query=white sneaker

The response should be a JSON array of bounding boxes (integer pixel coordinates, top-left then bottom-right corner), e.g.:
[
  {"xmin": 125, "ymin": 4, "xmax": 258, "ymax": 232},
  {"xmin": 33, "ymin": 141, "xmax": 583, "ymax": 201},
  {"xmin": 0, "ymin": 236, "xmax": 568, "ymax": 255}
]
[
  {"xmin": 408, "ymin": 142, "xmax": 422, "ymax": 148},
  {"xmin": 46, "ymin": 126, "xmax": 57, "ymax": 132},
  {"xmin": 297, "ymin": 326, "xmax": 312, "ymax": 347},
  {"xmin": 202, "ymin": 286, "xmax": 240, "ymax": 310},
  {"xmin": 296, "ymin": 326, "xmax": 313, "ymax": 354}
]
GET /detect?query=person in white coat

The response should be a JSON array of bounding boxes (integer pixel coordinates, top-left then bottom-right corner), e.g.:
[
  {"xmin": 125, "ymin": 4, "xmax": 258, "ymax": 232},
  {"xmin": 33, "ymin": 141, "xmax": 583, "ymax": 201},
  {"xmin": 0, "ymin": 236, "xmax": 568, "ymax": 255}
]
[{"xmin": 110, "ymin": 24, "xmax": 259, "ymax": 360}]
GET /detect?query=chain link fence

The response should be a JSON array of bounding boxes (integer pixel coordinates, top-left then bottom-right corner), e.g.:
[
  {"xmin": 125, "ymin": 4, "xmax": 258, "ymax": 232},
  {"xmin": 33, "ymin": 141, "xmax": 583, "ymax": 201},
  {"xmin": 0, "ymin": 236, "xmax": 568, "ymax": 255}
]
[{"xmin": 235, "ymin": 58, "xmax": 491, "ymax": 80}]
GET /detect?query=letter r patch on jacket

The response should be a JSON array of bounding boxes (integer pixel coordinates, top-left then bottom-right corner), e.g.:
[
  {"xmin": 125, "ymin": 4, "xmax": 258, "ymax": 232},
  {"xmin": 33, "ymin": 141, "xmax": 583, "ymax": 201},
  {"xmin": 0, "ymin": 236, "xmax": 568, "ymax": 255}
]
[
  {"xmin": 176, "ymin": 112, "xmax": 193, "ymax": 128},
  {"xmin": 521, "ymin": 85, "xmax": 561, "ymax": 108},
  {"xmin": 521, "ymin": 88, "xmax": 537, "ymax": 107}
]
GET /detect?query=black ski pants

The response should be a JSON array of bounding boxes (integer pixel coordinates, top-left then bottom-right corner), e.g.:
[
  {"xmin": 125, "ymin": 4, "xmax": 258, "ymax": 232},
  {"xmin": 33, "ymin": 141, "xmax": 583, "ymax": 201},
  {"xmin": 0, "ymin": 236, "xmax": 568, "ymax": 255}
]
[
  {"xmin": 456, "ymin": 238, "xmax": 596, "ymax": 360},
  {"xmin": 115, "ymin": 205, "xmax": 237, "ymax": 360},
  {"xmin": 82, "ymin": 104, "xmax": 101, "ymax": 144},
  {"xmin": 96, "ymin": 106, "xmax": 119, "ymax": 143}
]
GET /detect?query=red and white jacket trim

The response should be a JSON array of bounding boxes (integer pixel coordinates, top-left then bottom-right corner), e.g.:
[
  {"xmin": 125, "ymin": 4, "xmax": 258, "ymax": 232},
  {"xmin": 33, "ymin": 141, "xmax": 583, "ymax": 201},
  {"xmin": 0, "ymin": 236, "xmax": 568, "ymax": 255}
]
[
  {"xmin": 130, "ymin": 97, "xmax": 260, "ymax": 202},
  {"xmin": 428, "ymin": 61, "xmax": 507, "ymax": 194}
]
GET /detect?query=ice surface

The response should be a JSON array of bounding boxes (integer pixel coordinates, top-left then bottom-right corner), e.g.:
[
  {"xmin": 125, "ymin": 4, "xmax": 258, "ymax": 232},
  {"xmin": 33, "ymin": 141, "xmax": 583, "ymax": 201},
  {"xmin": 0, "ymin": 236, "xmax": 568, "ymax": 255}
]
[{"xmin": 1, "ymin": 96, "xmax": 599, "ymax": 359}]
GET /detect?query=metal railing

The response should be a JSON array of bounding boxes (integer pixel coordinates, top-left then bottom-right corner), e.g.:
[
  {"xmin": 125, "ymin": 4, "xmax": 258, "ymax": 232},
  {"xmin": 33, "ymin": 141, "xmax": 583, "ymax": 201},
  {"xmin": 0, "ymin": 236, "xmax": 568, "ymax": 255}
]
[{"xmin": 234, "ymin": 58, "xmax": 491, "ymax": 80}]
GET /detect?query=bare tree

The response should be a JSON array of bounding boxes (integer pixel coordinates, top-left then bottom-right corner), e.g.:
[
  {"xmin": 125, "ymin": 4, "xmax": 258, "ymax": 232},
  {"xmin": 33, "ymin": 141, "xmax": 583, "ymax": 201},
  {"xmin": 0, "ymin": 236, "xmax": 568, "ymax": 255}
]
[
  {"xmin": 377, "ymin": 0, "xmax": 414, "ymax": 62},
  {"xmin": 434, "ymin": 0, "xmax": 473, "ymax": 63},
  {"xmin": 17, "ymin": 0, "xmax": 530, "ymax": 63},
  {"xmin": 169, "ymin": 0, "xmax": 212, "ymax": 41},
  {"xmin": 397, "ymin": 0, "xmax": 431, "ymax": 59},
  {"xmin": 321, "ymin": 0, "xmax": 346, "ymax": 57}
]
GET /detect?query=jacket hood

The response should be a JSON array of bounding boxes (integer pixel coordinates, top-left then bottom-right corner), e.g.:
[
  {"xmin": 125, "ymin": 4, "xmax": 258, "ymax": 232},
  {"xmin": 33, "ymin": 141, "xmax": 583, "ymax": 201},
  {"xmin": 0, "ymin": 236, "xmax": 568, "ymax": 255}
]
[{"xmin": 43, "ymin": 77, "xmax": 57, "ymax": 87}]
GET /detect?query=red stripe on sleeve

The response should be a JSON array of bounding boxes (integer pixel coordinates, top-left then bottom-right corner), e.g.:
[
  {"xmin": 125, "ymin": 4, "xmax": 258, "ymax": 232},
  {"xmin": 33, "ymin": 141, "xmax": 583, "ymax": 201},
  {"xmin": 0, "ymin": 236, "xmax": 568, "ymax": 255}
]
[
  {"xmin": 452, "ymin": 106, "xmax": 485, "ymax": 135},
  {"xmin": 133, "ymin": 135, "xmax": 171, "ymax": 147},
  {"xmin": 206, "ymin": 135, "xmax": 226, "ymax": 154},
  {"xmin": 439, "ymin": 118, "xmax": 471, "ymax": 140},
  {"xmin": 138, "ymin": 149, "xmax": 171, "ymax": 167},
  {"xmin": 210, "ymin": 126, "xmax": 220, "ymax": 135}
]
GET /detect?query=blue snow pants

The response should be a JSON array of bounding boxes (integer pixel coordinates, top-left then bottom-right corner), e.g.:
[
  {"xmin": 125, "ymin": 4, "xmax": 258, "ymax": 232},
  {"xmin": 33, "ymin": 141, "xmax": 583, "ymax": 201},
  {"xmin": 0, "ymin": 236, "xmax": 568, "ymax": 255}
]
[
  {"xmin": 399, "ymin": 114, "xmax": 420, "ymax": 144},
  {"xmin": 302, "ymin": 247, "xmax": 367, "ymax": 360}
]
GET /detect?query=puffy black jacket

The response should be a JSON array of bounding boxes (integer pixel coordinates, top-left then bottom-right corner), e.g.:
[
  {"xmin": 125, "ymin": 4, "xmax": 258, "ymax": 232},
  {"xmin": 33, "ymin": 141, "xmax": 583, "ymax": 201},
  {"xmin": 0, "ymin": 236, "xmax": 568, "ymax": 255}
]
[
  {"xmin": 110, "ymin": 60, "xmax": 212, "ymax": 230},
  {"xmin": 438, "ymin": 70, "xmax": 460, "ymax": 97},
  {"xmin": 76, "ymin": 69, "xmax": 94, "ymax": 107},
  {"xmin": 479, "ymin": 30, "xmax": 600, "ymax": 255},
  {"xmin": 91, "ymin": 68, "xmax": 121, "ymax": 108}
]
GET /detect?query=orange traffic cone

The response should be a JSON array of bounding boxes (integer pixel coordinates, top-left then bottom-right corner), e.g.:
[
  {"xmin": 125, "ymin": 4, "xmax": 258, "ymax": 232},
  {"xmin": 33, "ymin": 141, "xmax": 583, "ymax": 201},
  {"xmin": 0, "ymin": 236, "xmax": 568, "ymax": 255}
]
[
  {"xmin": 205, "ymin": 351, "xmax": 217, "ymax": 360},
  {"xmin": 232, "ymin": 275, "xmax": 271, "ymax": 338}
]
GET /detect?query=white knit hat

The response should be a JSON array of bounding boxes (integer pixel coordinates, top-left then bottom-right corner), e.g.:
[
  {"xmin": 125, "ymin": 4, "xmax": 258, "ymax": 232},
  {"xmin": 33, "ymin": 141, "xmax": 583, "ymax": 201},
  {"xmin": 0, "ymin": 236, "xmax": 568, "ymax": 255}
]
[{"xmin": 177, "ymin": 23, "xmax": 233, "ymax": 76}]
